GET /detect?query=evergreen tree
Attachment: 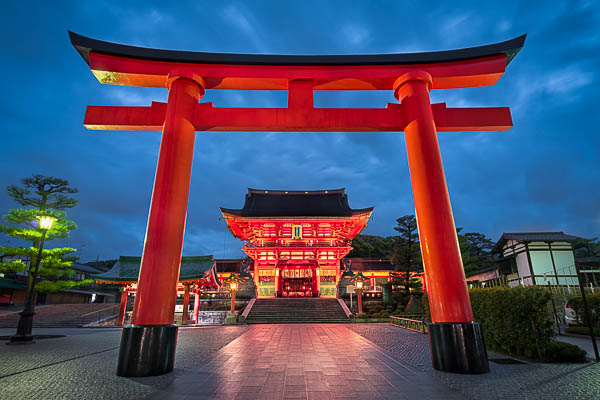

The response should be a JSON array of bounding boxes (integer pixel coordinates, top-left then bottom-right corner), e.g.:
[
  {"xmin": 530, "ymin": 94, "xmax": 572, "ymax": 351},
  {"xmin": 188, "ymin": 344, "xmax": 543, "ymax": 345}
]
[
  {"xmin": 348, "ymin": 235, "xmax": 395, "ymax": 258},
  {"xmin": 0, "ymin": 175, "xmax": 89, "ymax": 340},
  {"xmin": 390, "ymin": 215, "xmax": 422, "ymax": 295},
  {"xmin": 573, "ymin": 237, "xmax": 600, "ymax": 258},
  {"xmin": 456, "ymin": 229, "xmax": 495, "ymax": 277}
]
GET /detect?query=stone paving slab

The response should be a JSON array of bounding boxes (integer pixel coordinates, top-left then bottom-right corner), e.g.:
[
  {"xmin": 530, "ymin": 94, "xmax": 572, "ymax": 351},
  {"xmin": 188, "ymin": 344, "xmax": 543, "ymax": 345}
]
[
  {"xmin": 151, "ymin": 324, "xmax": 464, "ymax": 400},
  {"xmin": 348, "ymin": 323, "xmax": 600, "ymax": 400},
  {"xmin": 0, "ymin": 326, "xmax": 249, "ymax": 399},
  {"xmin": 2, "ymin": 323, "xmax": 598, "ymax": 399}
]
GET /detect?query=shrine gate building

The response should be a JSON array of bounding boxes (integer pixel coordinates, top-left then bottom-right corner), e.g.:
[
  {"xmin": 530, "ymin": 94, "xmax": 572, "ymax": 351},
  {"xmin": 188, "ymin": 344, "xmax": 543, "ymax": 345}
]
[{"xmin": 220, "ymin": 188, "xmax": 372, "ymax": 298}]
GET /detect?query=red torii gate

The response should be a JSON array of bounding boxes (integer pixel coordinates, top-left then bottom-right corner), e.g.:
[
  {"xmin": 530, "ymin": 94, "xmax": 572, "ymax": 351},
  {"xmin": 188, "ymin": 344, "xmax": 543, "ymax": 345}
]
[{"xmin": 70, "ymin": 31, "xmax": 525, "ymax": 377}]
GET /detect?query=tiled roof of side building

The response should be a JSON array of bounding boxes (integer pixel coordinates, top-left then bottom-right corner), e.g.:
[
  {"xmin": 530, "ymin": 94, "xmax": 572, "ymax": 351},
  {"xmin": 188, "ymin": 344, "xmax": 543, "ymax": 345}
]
[
  {"xmin": 220, "ymin": 188, "xmax": 373, "ymax": 218},
  {"xmin": 493, "ymin": 232, "xmax": 581, "ymax": 252},
  {"xmin": 93, "ymin": 255, "xmax": 214, "ymax": 283}
]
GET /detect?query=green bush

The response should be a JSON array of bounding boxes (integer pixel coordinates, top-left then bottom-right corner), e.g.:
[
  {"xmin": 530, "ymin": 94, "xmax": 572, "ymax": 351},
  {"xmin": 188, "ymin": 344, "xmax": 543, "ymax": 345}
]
[
  {"xmin": 356, "ymin": 312, "xmax": 368, "ymax": 319},
  {"xmin": 379, "ymin": 311, "xmax": 390, "ymax": 318},
  {"xmin": 469, "ymin": 287, "xmax": 556, "ymax": 360},
  {"xmin": 403, "ymin": 295, "xmax": 425, "ymax": 315},
  {"xmin": 565, "ymin": 326, "xmax": 600, "ymax": 336},
  {"xmin": 568, "ymin": 293, "xmax": 600, "ymax": 328},
  {"xmin": 543, "ymin": 340, "xmax": 587, "ymax": 363},
  {"xmin": 424, "ymin": 287, "xmax": 563, "ymax": 362}
]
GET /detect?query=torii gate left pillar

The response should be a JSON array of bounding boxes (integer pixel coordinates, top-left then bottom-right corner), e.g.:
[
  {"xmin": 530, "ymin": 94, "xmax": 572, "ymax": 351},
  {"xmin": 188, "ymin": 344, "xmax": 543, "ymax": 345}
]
[
  {"xmin": 69, "ymin": 31, "xmax": 525, "ymax": 377},
  {"xmin": 116, "ymin": 73, "xmax": 205, "ymax": 376}
]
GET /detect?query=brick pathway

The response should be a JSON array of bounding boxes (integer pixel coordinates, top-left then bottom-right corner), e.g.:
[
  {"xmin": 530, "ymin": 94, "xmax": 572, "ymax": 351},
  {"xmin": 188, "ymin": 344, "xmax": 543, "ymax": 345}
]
[{"xmin": 152, "ymin": 324, "xmax": 463, "ymax": 399}]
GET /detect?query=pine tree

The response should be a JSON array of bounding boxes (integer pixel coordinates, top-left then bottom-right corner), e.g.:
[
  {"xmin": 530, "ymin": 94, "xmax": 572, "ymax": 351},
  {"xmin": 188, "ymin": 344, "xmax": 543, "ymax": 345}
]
[
  {"xmin": 390, "ymin": 215, "xmax": 422, "ymax": 296},
  {"xmin": 0, "ymin": 175, "xmax": 89, "ymax": 341}
]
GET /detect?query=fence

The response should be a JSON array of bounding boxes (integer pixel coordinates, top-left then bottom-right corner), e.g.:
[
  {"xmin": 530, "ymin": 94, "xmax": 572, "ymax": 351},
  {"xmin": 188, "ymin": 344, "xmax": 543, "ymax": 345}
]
[
  {"xmin": 468, "ymin": 263, "xmax": 600, "ymax": 297},
  {"xmin": 390, "ymin": 315, "xmax": 427, "ymax": 334},
  {"xmin": 79, "ymin": 304, "xmax": 120, "ymax": 326}
]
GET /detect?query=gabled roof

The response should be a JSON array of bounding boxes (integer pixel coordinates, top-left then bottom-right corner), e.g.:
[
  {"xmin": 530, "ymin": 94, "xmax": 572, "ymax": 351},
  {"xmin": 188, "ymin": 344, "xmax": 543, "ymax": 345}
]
[
  {"xmin": 93, "ymin": 255, "xmax": 214, "ymax": 283},
  {"xmin": 494, "ymin": 232, "xmax": 581, "ymax": 252},
  {"xmin": 220, "ymin": 188, "xmax": 373, "ymax": 218}
]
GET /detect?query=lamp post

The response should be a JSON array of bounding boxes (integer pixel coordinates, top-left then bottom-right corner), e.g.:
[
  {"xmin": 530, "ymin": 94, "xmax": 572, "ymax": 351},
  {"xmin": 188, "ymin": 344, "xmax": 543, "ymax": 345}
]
[
  {"xmin": 351, "ymin": 272, "xmax": 368, "ymax": 315},
  {"xmin": 223, "ymin": 273, "xmax": 243, "ymax": 316},
  {"xmin": 229, "ymin": 281, "xmax": 238, "ymax": 314},
  {"xmin": 10, "ymin": 215, "xmax": 56, "ymax": 344}
]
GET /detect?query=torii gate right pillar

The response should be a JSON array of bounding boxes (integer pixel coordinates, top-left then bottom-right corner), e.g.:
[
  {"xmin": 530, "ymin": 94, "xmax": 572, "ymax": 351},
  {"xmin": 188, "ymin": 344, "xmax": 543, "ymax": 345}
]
[{"xmin": 395, "ymin": 71, "xmax": 489, "ymax": 374}]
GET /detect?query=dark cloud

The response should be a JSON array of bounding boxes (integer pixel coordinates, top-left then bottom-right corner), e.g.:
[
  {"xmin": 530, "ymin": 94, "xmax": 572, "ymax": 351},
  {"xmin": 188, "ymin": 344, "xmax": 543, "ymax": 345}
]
[{"xmin": 0, "ymin": 1, "xmax": 598, "ymax": 261}]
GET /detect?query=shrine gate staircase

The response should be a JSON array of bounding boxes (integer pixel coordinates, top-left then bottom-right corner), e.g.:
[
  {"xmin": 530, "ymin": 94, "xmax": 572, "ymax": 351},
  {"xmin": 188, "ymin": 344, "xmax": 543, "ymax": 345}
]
[{"xmin": 245, "ymin": 298, "xmax": 348, "ymax": 324}]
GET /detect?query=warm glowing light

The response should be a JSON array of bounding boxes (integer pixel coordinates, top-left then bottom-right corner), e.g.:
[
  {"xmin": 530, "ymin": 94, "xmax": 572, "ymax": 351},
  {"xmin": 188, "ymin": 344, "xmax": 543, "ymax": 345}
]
[
  {"xmin": 38, "ymin": 215, "xmax": 56, "ymax": 230},
  {"xmin": 355, "ymin": 281, "xmax": 363, "ymax": 290},
  {"xmin": 230, "ymin": 281, "xmax": 238, "ymax": 291}
]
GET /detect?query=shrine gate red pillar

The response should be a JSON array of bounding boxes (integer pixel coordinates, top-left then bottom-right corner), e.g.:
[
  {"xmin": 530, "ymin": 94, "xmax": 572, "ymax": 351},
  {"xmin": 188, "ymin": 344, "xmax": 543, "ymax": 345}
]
[
  {"xmin": 193, "ymin": 293, "xmax": 200, "ymax": 323},
  {"xmin": 181, "ymin": 284, "xmax": 190, "ymax": 325},
  {"xmin": 117, "ymin": 74, "xmax": 205, "ymax": 377},
  {"xmin": 394, "ymin": 71, "xmax": 488, "ymax": 374},
  {"xmin": 118, "ymin": 288, "xmax": 128, "ymax": 326}
]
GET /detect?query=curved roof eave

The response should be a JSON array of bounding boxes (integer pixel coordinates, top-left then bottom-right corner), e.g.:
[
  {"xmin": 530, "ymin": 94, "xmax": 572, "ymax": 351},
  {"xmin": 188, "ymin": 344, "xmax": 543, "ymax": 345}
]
[
  {"xmin": 69, "ymin": 31, "xmax": 526, "ymax": 68},
  {"xmin": 219, "ymin": 207, "xmax": 374, "ymax": 218}
]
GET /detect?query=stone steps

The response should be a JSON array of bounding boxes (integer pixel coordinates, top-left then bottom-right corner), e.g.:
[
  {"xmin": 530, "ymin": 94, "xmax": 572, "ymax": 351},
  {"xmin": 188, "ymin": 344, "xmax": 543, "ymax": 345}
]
[
  {"xmin": 246, "ymin": 298, "xmax": 348, "ymax": 324},
  {"xmin": 0, "ymin": 303, "xmax": 118, "ymax": 328}
]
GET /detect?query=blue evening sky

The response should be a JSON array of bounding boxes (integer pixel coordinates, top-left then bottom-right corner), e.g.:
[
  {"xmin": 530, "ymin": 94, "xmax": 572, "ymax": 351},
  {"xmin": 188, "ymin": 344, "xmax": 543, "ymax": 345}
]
[{"xmin": 0, "ymin": 1, "xmax": 598, "ymax": 261}]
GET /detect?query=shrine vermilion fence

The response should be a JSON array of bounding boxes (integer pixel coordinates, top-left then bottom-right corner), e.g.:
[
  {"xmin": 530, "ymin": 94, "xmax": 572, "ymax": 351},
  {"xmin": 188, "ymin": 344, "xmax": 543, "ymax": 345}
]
[{"xmin": 70, "ymin": 31, "xmax": 525, "ymax": 377}]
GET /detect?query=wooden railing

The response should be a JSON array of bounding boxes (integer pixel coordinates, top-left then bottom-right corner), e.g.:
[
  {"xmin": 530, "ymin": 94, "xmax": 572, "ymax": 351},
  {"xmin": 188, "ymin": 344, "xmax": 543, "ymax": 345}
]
[{"xmin": 390, "ymin": 315, "xmax": 428, "ymax": 334}]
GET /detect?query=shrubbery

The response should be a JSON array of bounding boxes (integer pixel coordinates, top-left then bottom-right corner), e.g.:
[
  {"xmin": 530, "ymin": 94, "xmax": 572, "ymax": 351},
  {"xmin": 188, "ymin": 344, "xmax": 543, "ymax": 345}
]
[
  {"xmin": 542, "ymin": 341, "xmax": 587, "ymax": 363},
  {"xmin": 424, "ymin": 287, "xmax": 587, "ymax": 363},
  {"xmin": 568, "ymin": 292, "xmax": 600, "ymax": 328},
  {"xmin": 469, "ymin": 287, "xmax": 556, "ymax": 360},
  {"xmin": 565, "ymin": 326, "xmax": 600, "ymax": 336}
]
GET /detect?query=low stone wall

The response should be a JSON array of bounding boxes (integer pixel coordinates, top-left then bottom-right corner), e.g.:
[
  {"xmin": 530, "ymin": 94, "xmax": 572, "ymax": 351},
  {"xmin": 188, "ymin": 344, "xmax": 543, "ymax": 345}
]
[{"xmin": 195, "ymin": 311, "xmax": 228, "ymax": 325}]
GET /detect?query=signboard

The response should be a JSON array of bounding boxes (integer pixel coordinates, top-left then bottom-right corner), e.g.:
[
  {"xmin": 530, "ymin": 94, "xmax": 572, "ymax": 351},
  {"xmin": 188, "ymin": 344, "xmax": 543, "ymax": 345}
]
[{"xmin": 346, "ymin": 285, "xmax": 355, "ymax": 294}]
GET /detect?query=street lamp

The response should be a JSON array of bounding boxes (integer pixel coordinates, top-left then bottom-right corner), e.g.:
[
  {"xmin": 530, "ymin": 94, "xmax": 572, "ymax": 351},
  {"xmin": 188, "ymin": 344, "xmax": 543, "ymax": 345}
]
[
  {"xmin": 350, "ymin": 272, "xmax": 368, "ymax": 315},
  {"xmin": 223, "ymin": 273, "xmax": 243, "ymax": 315},
  {"xmin": 10, "ymin": 214, "xmax": 56, "ymax": 344}
]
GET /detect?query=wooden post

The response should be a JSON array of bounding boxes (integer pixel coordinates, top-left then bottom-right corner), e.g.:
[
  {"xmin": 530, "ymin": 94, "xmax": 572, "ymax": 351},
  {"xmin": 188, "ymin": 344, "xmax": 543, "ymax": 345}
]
[{"xmin": 182, "ymin": 284, "xmax": 190, "ymax": 325}]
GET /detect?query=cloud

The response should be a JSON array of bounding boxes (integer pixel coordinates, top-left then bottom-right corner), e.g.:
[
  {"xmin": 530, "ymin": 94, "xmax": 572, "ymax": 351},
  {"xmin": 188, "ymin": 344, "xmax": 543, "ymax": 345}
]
[
  {"xmin": 341, "ymin": 24, "xmax": 370, "ymax": 47},
  {"xmin": 221, "ymin": 3, "xmax": 268, "ymax": 52}
]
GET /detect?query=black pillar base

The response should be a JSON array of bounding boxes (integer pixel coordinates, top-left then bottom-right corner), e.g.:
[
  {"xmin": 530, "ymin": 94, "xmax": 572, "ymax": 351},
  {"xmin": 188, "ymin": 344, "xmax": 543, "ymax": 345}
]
[
  {"xmin": 7, "ymin": 335, "xmax": 35, "ymax": 345},
  {"xmin": 116, "ymin": 324, "xmax": 178, "ymax": 377},
  {"xmin": 428, "ymin": 322, "xmax": 489, "ymax": 374}
]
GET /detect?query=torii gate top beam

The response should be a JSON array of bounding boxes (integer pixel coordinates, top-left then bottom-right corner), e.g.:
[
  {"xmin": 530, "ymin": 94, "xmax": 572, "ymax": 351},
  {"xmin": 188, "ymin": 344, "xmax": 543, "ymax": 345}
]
[
  {"xmin": 69, "ymin": 31, "xmax": 525, "ymax": 91},
  {"xmin": 69, "ymin": 32, "xmax": 525, "ymax": 133}
]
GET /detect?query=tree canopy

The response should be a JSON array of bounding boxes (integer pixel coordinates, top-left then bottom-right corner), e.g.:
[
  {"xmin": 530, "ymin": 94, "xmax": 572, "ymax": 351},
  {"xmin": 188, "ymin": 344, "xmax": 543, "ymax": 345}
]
[{"xmin": 0, "ymin": 175, "xmax": 89, "ymax": 293}]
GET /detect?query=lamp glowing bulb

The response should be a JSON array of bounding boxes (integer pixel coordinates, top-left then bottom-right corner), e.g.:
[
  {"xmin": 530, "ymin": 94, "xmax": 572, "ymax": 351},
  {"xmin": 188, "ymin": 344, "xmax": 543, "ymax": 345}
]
[
  {"xmin": 38, "ymin": 215, "xmax": 56, "ymax": 230},
  {"xmin": 230, "ymin": 281, "xmax": 238, "ymax": 291},
  {"xmin": 355, "ymin": 281, "xmax": 363, "ymax": 290}
]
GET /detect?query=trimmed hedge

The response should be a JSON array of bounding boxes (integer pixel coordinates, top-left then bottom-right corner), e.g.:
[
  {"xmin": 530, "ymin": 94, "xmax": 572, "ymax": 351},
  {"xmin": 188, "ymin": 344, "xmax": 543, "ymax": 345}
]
[
  {"xmin": 424, "ymin": 287, "xmax": 586, "ymax": 362},
  {"xmin": 469, "ymin": 287, "xmax": 556, "ymax": 360},
  {"xmin": 543, "ymin": 341, "xmax": 587, "ymax": 363},
  {"xmin": 565, "ymin": 326, "xmax": 600, "ymax": 336}
]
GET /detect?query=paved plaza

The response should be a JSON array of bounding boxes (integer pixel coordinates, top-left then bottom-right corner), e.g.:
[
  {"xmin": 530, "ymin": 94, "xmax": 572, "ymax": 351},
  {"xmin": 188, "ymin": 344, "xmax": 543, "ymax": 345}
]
[{"xmin": 0, "ymin": 324, "xmax": 599, "ymax": 399}]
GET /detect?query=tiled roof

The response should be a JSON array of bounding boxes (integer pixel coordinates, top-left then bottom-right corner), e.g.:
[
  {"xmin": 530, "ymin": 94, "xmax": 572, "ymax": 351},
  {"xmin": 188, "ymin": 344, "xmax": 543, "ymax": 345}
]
[
  {"xmin": 220, "ymin": 188, "xmax": 373, "ymax": 218},
  {"xmin": 93, "ymin": 255, "xmax": 214, "ymax": 283}
]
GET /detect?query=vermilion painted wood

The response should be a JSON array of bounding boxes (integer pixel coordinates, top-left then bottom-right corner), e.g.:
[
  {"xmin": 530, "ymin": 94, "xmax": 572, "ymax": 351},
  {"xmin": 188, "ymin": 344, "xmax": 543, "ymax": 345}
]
[
  {"xmin": 83, "ymin": 102, "xmax": 512, "ymax": 132},
  {"xmin": 182, "ymin": 285, "xmax": 190, "ymax": 325},
  {"xmin": 396, "ymin": 71, "xmax": 474, "ymax": 323},
  {"xmin": 88, "ymin": 52, "xmax": 507, "ymax": 90},
  {"xmin": 118, "ymin": 290, "xmax": 127, "ymax": 326},
  {"xmin": 130, "ymin": 77, "xmax": 204, "ymax": 326}
]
